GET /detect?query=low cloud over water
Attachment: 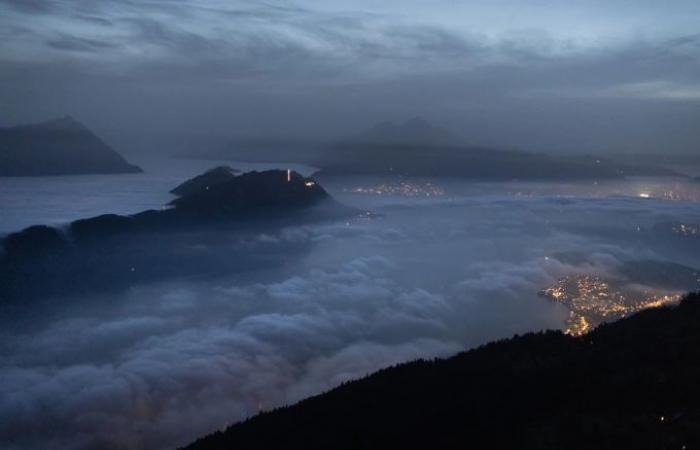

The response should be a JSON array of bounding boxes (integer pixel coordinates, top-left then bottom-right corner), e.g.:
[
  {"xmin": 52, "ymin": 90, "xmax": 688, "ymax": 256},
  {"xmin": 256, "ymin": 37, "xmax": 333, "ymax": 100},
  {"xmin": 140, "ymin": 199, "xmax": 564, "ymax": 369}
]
[{"xmin": 2, "ymin": 177, "xmax": 700, "ymax": 449}]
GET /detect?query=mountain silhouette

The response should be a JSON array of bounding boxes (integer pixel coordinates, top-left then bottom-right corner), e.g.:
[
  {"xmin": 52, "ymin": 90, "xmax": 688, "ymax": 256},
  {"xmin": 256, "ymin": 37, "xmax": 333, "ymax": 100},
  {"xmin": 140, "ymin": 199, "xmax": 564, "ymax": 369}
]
[
  {"xmin": 312, "ymin": 119, "xmax": 679, "ymax": 180},
  {"xmin": 0, "ymin": 116, "xmax": 141, "ymax": 176},
  {"xmin": 171, "ymin": 166, "xmax": 241, "ymax": 196},
  {"xmin": 184, "ymin": 293, "xmax": 700, "ymax": 450},
  {"xmin": 0, "ymin": 169, "xmax": 356, "ymax": 302}
]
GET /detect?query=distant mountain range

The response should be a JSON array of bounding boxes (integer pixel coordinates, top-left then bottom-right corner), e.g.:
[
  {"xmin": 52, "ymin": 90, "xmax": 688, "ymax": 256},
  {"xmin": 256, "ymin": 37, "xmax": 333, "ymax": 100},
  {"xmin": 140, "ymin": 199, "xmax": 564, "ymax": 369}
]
[
  {"xmin": 184, "ymin": 293, "xmax": 700, "ymax": 450},
  {"xmin": 612, "ymin": 152, "xmax": 700, "ymax": 167},
  {"xmin": 0, "ymin": 116, "xmax": 141, "ymax": 176},
  {"xmin": 314, "ymin": 119, "xmax": 683, "ymax": 180},
  {"xmin": 183, "ymin": 118, "xmax": 683, "ymax": 180}
]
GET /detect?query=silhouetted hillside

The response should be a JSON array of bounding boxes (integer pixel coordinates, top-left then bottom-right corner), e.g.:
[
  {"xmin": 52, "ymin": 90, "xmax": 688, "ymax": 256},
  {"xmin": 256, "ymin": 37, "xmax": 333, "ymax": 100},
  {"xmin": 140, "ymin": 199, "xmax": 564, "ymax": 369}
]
[
  {"xmin": 315, "ymin": 143, "xmax": 681, "ymax": 180},
  {"xmin": 179, "ymin": 120, "xmax": 680, "ymax": 181},
  {"xmin": 305, "ymin": 120, "xmax": 680, "ymax": 180},
  {"xmin": 0, "ymin": 169, "xmax": 356, "ymax": 302},
  {"xmin": 0, "ymin": 116, "xmax": 141, "ymax": 176},
  {"xmin": 169, "ymin": 170, "xmax": 330, "ymax": 217},
  {"xmin": 185, "ymin": 293, "xmax": 700, "ymax": 450},
  {"xmin": 171, "ymin": 166, "xmax": 240, "ymax": 196}
]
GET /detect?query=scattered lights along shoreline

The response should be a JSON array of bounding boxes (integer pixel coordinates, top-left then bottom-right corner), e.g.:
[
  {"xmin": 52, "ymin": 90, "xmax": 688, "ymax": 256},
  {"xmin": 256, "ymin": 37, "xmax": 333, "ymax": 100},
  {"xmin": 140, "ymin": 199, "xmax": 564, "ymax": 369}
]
[
  {"xmin": 541, "ymin": 275, "xmax": 682, "ymax": 336},
  {"xmin": 346, "ymin": 181, "xmax": 445, "ymax": 197}
]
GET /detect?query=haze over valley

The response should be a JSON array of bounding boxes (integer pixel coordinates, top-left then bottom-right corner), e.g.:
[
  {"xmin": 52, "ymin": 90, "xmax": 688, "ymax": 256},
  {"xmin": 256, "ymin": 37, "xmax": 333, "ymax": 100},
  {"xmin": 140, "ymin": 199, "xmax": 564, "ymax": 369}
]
[
  {"xmin": 1, "ymin": 1, "xmax": 700, "ymax": 449},
  {"xmin": 3, "ymin": 156, "xmax": 700, "ymax": 448}
]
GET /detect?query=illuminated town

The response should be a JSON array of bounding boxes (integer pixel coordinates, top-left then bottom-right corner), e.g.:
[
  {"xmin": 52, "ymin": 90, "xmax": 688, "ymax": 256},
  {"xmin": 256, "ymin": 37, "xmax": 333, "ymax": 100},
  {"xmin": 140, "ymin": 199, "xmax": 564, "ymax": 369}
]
[
  {"xmin": 672, "ymin": 223, "xmax": 700, "ymax": 237},
  {"xmin": 346, "ymin": 181, "xmax": 445, "ymax": 197},
  {"xmin": 635, "ymin": 184, "xmax": 700, "ymax": 202},
  {"xmin": 541, "ymin": 275, "xmax": 682, "ymax": 336}
]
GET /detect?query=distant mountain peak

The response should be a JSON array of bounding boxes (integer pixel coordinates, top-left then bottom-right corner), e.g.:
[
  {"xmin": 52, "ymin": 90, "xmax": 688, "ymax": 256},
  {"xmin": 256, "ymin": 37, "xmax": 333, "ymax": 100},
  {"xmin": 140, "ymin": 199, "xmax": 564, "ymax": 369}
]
[
  {"xmin": 170, "ymin": 165, "xmax": 241, "ymax": 197},
  {"xmin": 0, "ymin": 116, "xmax": 141, "ymax": 176},
  {"xmin": 39, "ymin": 115, "xmax": 89, "ymax": 132}
]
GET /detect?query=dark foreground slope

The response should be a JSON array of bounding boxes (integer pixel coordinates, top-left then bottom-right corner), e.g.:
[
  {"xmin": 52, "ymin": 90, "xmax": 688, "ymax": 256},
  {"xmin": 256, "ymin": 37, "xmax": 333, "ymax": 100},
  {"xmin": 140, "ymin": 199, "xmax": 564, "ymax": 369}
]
[
  {"xmin": 0, "ymin": 116, "xmax": 141, "ymax": 176},
  {"xmin": 186, "ymin": 293, "xmax": 700, "ymax": 450}
]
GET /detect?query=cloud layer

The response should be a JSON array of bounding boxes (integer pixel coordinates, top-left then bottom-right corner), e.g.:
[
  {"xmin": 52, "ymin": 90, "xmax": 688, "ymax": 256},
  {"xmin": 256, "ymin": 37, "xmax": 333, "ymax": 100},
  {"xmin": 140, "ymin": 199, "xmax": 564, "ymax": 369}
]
[
  {"xmin": 2, "ymin": 177, "xmax": 700, "ymax": 449},
  {"xmin": 1, "ymin": 0, "xmax": 699, "ymax": 153}
]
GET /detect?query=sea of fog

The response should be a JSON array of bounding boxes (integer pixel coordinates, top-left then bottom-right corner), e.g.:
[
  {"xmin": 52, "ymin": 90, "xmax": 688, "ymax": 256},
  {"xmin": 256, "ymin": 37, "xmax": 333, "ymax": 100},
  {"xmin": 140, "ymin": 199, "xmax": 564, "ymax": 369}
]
[{"xmin": 2, "ymin": 157, "xmax": 700, "ymax": 449}]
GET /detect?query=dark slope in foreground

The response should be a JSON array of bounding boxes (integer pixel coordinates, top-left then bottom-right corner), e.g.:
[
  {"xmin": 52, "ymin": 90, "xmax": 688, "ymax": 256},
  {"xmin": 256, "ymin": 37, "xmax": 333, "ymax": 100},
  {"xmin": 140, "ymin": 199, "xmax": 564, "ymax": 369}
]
[
  {"xmin": 0, "ymin": 116, "xmax": 141, "ymax": 176},
  {"xmin": 186, "ymin": 293, "xmax": 700, "ymax": 450}
]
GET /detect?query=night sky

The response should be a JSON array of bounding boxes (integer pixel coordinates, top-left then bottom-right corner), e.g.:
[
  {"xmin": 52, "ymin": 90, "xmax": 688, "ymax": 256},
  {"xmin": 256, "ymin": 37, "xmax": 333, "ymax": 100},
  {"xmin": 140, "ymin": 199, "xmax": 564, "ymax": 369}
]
[{"xmin": 1, "ymin": 0, "xmax": 699, "ymax": 154}]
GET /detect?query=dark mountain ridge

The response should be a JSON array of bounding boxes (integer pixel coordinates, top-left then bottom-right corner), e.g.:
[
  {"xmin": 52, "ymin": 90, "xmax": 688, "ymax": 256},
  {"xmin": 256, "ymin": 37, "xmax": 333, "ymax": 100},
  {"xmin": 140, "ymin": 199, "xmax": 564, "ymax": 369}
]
[
  {"xmin": 179, "ymin": 119, "xmax": 681, "ymax": 180},
  {"xmin": 170, "ymin": 165, "xmax": 241, "ymax": 197},
  {"xmin": 314, "ymin": 142, "xmax": 626, "ymax": 179},
  {"xmin": 315, "ymin": 120, "xmax": 684, "ymax": 179},
  {"xmin": 0, "ymin": 169, "xmax": 356, "ymax": 302},
  {"xmin": 185, "ymin": 293, "xmax": 700, "ymax": 450},
  {"xmin": 0, "ymin": 116, "xmax": 141, "ymax": 176}
]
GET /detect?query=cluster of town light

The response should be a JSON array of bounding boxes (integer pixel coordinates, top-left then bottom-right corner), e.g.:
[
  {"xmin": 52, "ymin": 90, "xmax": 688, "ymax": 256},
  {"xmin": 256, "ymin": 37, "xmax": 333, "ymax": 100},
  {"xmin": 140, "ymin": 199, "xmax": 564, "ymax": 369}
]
[
  {"xmin": 672, "ymin": 223, "xmax": 700, "ymax": 236},
  {"xmin": 541, "ymin": 275, "xmax": 681, "ymax": 336},
  {"xmin": 636, "ymin": 185, "xmax": 700, "ymax": 202},
  {"xmin": 347, "ymin": 181, "xmax": 445, "ymax": 197}
]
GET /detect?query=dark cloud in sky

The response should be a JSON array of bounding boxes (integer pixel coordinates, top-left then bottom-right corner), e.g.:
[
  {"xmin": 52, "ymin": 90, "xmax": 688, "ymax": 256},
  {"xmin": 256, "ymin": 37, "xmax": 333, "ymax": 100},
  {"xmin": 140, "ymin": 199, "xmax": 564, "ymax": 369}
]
[
  {"xmin": 0, "ymin": 0, "xmax": 54, "ymax": 13},
  {"xmin": 0, "ymin": 0, "xmax": 699, "ymax": 154},
  {"xmin": 45, "ymin": 33, "xmax": 120, "ymax": 52}
]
